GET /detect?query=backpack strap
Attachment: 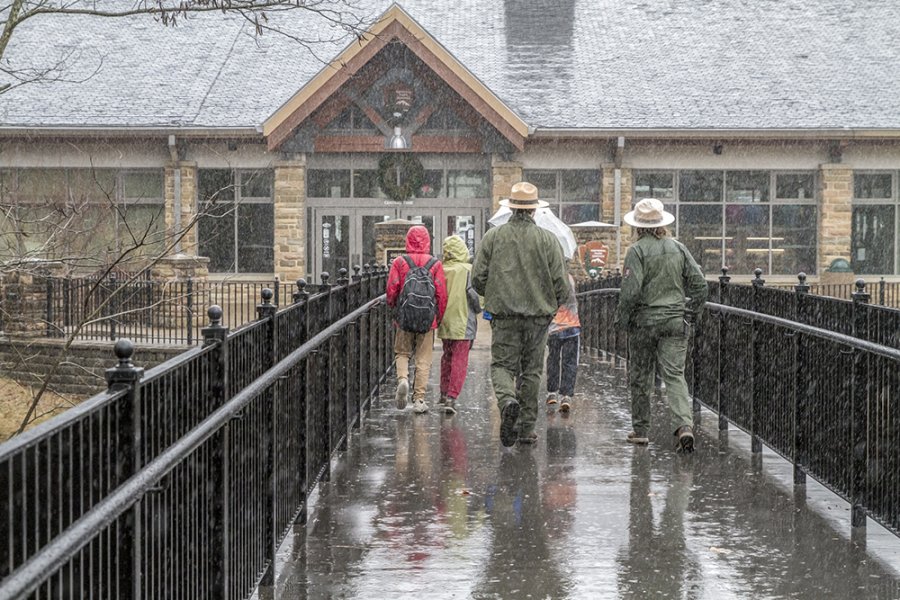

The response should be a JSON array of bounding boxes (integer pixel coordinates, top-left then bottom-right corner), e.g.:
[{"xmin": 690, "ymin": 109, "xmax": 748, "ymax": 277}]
[
  {"xmin": 402, "ymin": 254, "xmax": 416, "ymax": 270},
  {"xmin": 423, "ymin": 257, "xmax": 437, "ymax": 272}
]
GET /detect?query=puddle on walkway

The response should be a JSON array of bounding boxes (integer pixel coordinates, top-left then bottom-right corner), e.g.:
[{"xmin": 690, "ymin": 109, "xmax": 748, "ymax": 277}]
[{"xmin": 263, "ymin": 342, "xmax": 900, "ymax": 599}]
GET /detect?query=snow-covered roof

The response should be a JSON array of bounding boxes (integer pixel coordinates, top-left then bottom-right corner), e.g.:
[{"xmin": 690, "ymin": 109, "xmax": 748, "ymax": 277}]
[{"xmin": 2, "ymin": 0, "xmax": 899, "ymax": 132}]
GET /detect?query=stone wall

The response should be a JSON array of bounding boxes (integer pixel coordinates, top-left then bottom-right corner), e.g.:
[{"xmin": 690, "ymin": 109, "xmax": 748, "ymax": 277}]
[
  {"xmin": 164, "ymin": 162, "xmax": 199, "ymax": 255},
  {"xmin": 273, "ymin": 159, "xmax": 307, "ymax": 282},
  {"xmin": 0, "ymin": 338, "xmax": 184, "ymax": 397},
  {"xmin": 818, "ymin": 163, "xmax": 853, "ymax": 276},
  {"xmin": 491, "ymin": 156, "xmax": 523, "ymax": 213}
]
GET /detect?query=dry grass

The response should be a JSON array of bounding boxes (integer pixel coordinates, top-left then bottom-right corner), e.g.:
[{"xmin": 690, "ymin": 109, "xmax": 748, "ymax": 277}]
[{"xmin": 0, "ymin": 379, "xmax": 83, "ymax": 443}]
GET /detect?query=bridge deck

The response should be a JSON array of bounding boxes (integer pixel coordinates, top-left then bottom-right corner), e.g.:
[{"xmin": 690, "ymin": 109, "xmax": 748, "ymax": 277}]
[{"xmin": 262, "ymin": 332, "xmax": 900, "ymax": 599}]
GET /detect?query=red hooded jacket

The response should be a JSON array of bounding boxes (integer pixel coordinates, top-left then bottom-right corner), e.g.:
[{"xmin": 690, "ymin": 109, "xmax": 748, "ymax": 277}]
[{"xmin": 386, "ymin": 225, "xmax": 448, "ymax": 329}]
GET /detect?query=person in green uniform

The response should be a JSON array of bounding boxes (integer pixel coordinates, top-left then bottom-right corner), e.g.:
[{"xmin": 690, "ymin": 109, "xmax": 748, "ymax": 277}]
[
  {"xmin": 473, "ymin": 182, "xmax": 569, "ymax": 447},
  {"xmin": 614, "ymin": 198, "xmax": 708, "ymax": 452}
]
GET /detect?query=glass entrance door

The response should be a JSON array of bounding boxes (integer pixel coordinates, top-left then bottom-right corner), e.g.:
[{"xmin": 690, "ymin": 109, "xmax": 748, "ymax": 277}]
[{"xmin": 310, "ymin": 205, "xmax": 486, "ymax": 279}]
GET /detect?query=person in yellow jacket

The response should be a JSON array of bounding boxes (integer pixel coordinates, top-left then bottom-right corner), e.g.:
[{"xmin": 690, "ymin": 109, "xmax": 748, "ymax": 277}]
[{"xmin": 437, "ymin": 235, "xmax": 481, "ymax": 415}]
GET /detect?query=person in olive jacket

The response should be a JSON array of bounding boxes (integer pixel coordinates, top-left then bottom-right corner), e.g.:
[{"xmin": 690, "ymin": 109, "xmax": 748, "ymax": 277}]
[
  {"xmin": 473, "ymin": 182, "xmax": 569, "ymax": 447},
  {"xmin": 437, "ymin": 234, "xmax": 481, "ymax": 415},
  {"xmin": 614, "ymin": 198, "xmax": 708, "ymax": 452}
]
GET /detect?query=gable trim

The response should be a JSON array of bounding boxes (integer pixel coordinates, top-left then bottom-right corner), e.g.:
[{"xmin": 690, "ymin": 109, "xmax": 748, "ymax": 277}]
[{"xmin": 263, "ymin": 3, "xmax": 528, "ymax": 151}]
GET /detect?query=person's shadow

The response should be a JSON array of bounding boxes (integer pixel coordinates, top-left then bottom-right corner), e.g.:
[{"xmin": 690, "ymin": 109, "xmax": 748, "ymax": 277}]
[
  {"xmin": 617, "ymin": 449, "xmax": 702, "ymax": 599},
  {"xmin": 473, "ymin": 450, "xmax": 571, "ymax": 599}
]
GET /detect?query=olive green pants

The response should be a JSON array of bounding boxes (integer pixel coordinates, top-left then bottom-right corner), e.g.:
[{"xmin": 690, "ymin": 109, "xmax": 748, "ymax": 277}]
[
  {"xmin": 490, "ymin": 316, "xmax": 552, "ymax": 436},
  {"xmin": 627, "ymin": 317, "xmax": 693, "ymax": 436}
]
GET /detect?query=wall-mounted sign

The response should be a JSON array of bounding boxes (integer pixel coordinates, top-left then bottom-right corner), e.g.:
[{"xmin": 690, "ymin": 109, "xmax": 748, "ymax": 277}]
[
  {"xmin": 385, "ymin": 82, "xmax": 415, "ymax": 117},
  {"xmin": 322, "ymin": 222, "xmax": 332, "ymax": 258},
  {"xmin": 384, "ymin": 246, "xmax": 406, "ymax": 265},
  {"xmin": 579, "ymin": 240, "xmax": 608, "ymax": 269}
]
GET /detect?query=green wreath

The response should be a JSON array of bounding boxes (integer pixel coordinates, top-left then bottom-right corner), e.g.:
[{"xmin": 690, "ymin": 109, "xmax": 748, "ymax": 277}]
[{"xmin": 378, "ymin": 153, "xmax": 424, "ymax": 202}]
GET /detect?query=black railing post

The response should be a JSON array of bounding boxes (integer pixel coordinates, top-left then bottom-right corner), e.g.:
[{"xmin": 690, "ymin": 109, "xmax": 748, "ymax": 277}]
[
  {"xmin": 717, "ymin": 267, "xmax": 730, "ymax": 432},
  {"xmin": 351, "ymin": 265, "xmax": 362, "ymax": 309},
  {"xmin": 255, "ymin": 288, "xmax": 278, "ymax": 587},
  {"xmin": 186, "ymin": 278, "xmax": 194, "ymax": 345},
  {"xmin": 293, "ymin": 278, "xmax": 307, "ymax": 304},
  {"xmin": 63, "ymin": 276, "xmax": 71, "ymax": 329},
  {"xmin": 109, "ymin": 272, "xmax": 118, "ymax": 341},
  {"xmin": 879, "ymin": 277, "xmax": 886, "ymax": 306},
  {"xmin": 201, "ymin": 305, "xmax": 231, "ymax": 597},
  {"xmin": 45, "ymin": 277, "xmax": 54, "ymax": 337},
  {"xmin": 104, "ymin": 338, "xmax": 144, "ymax": 599},
  {"xmin": 750, "ymin": 268, "xmax": 765, "ymax": 453},
  {"xmin": 793, "ymin": 272, "xmax": 810, "ymax": 486},
  {"xmin": 274, "ymin": 276, "xmax": 280, "ymax": 307},
  {"xmin": 363, "ymin": 263, "xmax": 373, "ymax": 301},
  {"xmin": 850, "ymin": 279, "xmax": 870, "ymax": 531}
]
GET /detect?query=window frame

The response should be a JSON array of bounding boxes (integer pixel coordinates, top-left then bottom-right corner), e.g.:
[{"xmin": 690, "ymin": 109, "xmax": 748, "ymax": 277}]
[
  {"xmin": 198, "ymin": 168, "xmax": 275, "ymax": 274},
  {"xmin": 633, "ymin": 169, "xmax": 819, "ymax": 276},
  {"xmin": 851, "ymin": 170, "xmax": 899, "ymax": 275},
  {"xmin": 521, "ymin": 168, "xmax": 602, "ymax": 224}
]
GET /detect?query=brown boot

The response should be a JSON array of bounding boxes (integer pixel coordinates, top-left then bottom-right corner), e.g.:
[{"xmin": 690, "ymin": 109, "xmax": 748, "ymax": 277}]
[
  {"xmin": 627, "ymin": 431, "xmax": 649, "ymax": 445},
  {"xmin": 675, "ymin": 425, "xmax": 694, "ymax": 453}
]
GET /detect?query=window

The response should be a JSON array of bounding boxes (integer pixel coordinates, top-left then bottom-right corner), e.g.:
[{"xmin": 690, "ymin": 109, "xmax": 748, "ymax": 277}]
[
  {"xmin": 522, "ymin": 169, "xmax": 601, "ymax": 224},
  {"xmin": 0, "ymin": 168, "xmax": 165, "ymax": 267},
  {"xmin": 635, "ymin": 169, "xmax": 817, "ymax": 275},
  {"xmin": 198, "ymin": 169, "xmax": 274, "ymax": 273},
  {"xmin": 306, "ymin": 167, "xmax": 489, "ymax": 199},
  {"xmin": 852, "ymin": 172, "xmax": 898, "ymax": 275}
]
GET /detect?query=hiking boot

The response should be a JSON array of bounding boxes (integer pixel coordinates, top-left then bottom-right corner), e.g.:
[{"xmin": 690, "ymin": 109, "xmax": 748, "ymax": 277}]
[
  {"xmin": 559, "ymin": 396, "xmax": 572, "ymax": 413},
  {"xmin": 500, "ymin": 400, "xmax": 520, "ymax": 447},
  {"xmin": 395, "ymin": 378, "xmax": 409, "ymax": 409},
  {"xmin": 517, "ymin": 431, "xmax": 538, "ymax": 445},
  {"xmin": 675, "ymin": 425, "xmax": 694, "ymax": 453},
  {"xmin": 546, "ymin": 392, "xmax": 558, "ymax": 406},
  {"xmin": 443, "ymin": 397, "xmax": 457, "ymax": 415},
  {"xmin": 412, "ymin": 399, "xmax": 428, "ymax": 414},
  {"xmin": 627, "ymin": 431, "xmax": 649, "ymax": 445}
]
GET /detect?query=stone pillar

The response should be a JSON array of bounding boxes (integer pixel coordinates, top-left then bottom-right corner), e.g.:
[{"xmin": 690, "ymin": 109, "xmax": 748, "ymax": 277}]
[
  {"xmin": 491, "ymin": 156, "xmax": 523, "ymax": 213},
  {"xmin": 149, "ymin": 254, "xmax": 209, "ymax": 328},
  {"xmin": 602, "ymin": 165, "xmax": 632, "ymax": 268},
  {"xmin": 273, "ymin": 158, "xmax": 307, "ymax": 282},
  {"xmin": 818, "ymin": 164, "xmax": 853, "ymax": 277},
  {"xmin": 2, "ymin": 260, "xmax": 66, "ymax": 337},
  {"xmin": 164, "ymin": 162, "xmax": 199, "ymax": 256}
]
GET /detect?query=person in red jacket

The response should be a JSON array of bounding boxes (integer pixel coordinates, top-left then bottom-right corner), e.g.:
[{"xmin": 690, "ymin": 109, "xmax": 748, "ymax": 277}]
[{"xmin": 386, "ymin": 225, "xmax": 448, "ymax": 413}]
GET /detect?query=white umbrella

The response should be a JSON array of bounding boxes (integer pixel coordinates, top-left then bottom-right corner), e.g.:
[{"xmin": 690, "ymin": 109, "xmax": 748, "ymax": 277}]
[{"xmin": 488, "ymin": 206, "xmax": 578, "ymax": 259}]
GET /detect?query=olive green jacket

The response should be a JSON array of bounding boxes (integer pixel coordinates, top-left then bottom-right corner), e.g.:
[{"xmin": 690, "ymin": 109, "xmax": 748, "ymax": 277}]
[
  {"xmin": 472, "ymin": 212, "xmax": 569, "ymax": 318},
  {"xmin": 614, "ymin": 235, "xmax": 708, "ymax": 330}
]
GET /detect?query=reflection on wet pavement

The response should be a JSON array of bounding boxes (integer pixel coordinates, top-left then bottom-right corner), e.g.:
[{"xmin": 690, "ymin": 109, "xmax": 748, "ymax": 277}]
[{"xmin": 271, "ymin": 340, "xmax": 900, "ymax": 599}]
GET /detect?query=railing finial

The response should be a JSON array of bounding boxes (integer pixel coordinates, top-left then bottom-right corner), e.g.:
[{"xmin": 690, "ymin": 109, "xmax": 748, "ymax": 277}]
[
  {"xmin": 113, "ymin": 338, "xmax": 135, "ymax": 369},
  {"xmin": 207, "ymin": 305, "xmax": 223, "ymax": 327},
  {"xmin": 261, "ymin": 287, "xmax": 274, "ymax": 305}
]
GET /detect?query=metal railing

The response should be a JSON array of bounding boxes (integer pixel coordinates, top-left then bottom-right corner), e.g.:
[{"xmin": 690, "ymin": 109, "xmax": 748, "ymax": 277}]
[
  {"xmin": 0, "ymin": 266, "xmax": 395, "ymax": 599},
  {"xmin": 41, "ymin": 272, "xmax": 319, "ymax": 345},
  {"xmin": 767, "ymin": 276, "xmax": 900, "ymax": 308},
  {"xmin": 578, "ymin": 273, "xmax": 900, "ymax": 540}
]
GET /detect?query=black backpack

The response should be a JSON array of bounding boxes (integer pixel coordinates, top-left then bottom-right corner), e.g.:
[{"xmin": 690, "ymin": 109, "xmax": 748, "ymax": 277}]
[{"xmin": 396, "ymin": 255, "xmax": 438, "ymax": 333}]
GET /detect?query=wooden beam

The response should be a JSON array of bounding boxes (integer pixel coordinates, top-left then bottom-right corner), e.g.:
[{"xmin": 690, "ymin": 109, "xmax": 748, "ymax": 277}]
[{"xmin": 313, "ymin": 134, "xmax": 481, "ymax": 153}]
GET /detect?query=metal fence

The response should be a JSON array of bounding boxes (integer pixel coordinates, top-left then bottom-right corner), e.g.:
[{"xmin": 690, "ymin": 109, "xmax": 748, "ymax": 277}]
[
  {"xmin": 577, "ymin": 273, "xmax": 900, "ymax": 540},
  {"xmin": 40, "ymin": 267, "xmax": 383, "ymax": 345},
  {"xmin": 0, "ymin": 267, "xmax": 395, "ymax": 599},
  {"xmin": 767, "ymin": 275, "xmax": 900, "ymax": 308}
]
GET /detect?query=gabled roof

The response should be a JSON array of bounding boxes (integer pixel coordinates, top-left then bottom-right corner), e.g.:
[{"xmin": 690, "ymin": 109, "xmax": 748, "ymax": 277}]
[
  {"xmin": 2, "ymin": 0, "xmax": 900, "ymax": 134},
  {"xmin": 263, "ymin": 4, "xmax": 528, "ymax": 150}
]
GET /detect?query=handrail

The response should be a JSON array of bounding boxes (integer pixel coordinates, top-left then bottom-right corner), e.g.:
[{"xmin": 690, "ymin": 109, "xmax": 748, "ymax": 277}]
[
  {"xmin": 575, "ymin": 287, "xmax": 900, "ymax": 361},
  {"xmin": 0, "ymin": 294, "xmax": 387, "ymax": 600}
]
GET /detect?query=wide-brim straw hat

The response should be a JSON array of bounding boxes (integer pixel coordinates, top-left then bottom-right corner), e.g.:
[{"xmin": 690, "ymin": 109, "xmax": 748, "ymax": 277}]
[
  {"xmin": 623, "ymin": 198, "xmax": 675, "ymax": 228},
  {"xmin": 499, "ymin": 181, "xmax": 550, "ymax": 210}
]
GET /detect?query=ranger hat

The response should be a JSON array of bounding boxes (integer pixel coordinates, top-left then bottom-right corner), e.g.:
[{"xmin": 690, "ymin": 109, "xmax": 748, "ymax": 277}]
[
  {"xmin": 499, "ymin": 181, "xmax": 550, "ymax": 210},
  {"xmin": 623, "ymin": 198, "xmax": 675, "ymax": 228}
]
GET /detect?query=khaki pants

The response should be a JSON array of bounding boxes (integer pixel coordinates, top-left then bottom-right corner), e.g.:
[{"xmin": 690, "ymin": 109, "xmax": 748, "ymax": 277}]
[{"xmin": 394, "ymin": 329, "xmax": 435, "ymax": 402}]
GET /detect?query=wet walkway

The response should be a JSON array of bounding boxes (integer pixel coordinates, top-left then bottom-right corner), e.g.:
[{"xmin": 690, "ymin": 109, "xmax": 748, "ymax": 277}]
[{"xmin": 263, "ymin": 333, "xmax": 900, "ymax": 599}]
